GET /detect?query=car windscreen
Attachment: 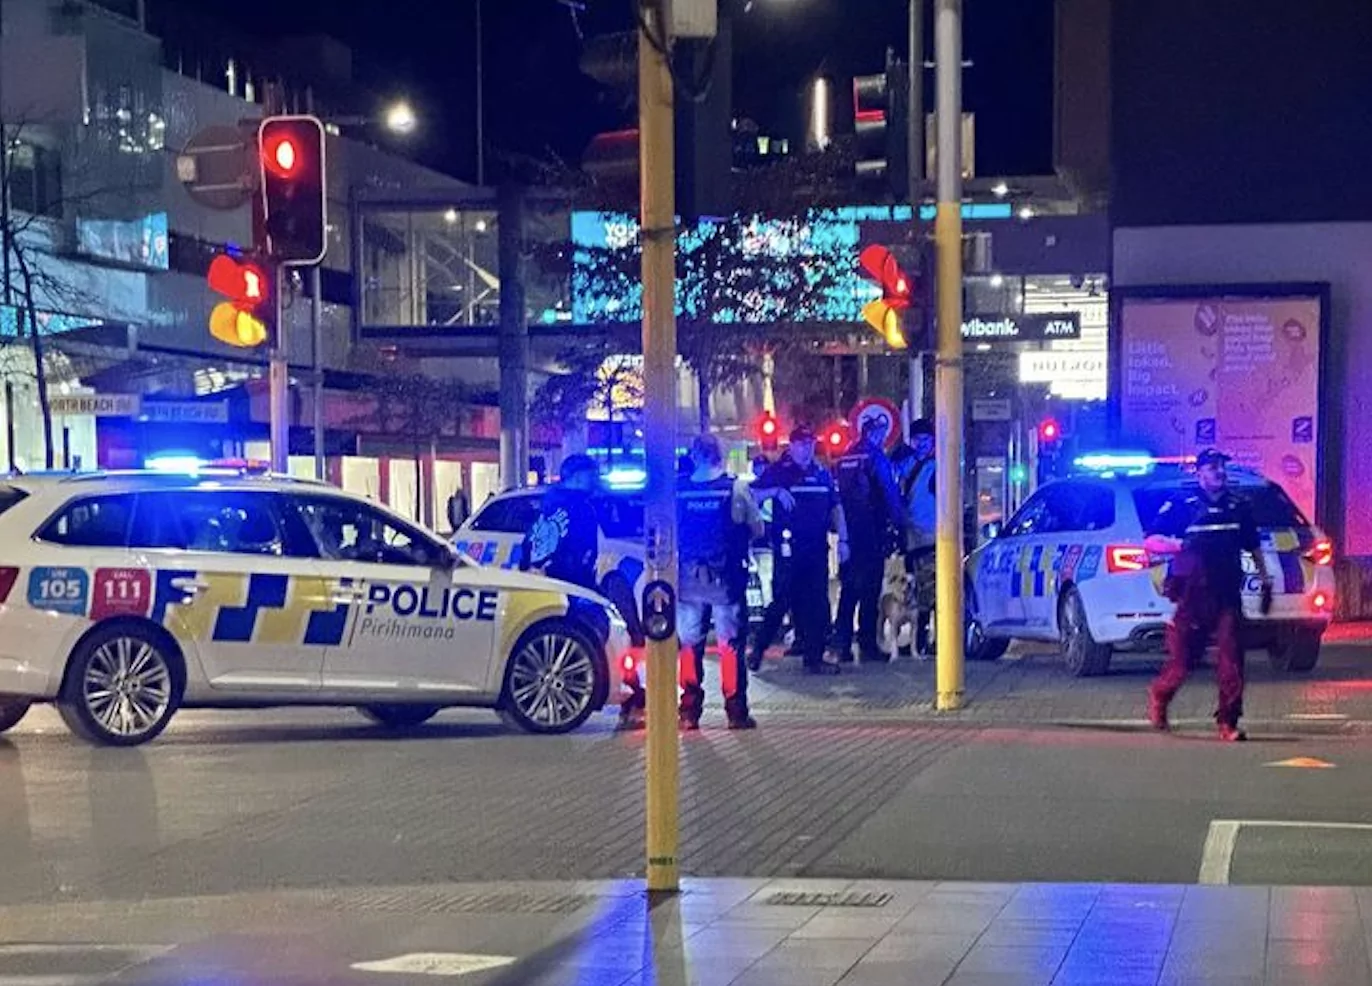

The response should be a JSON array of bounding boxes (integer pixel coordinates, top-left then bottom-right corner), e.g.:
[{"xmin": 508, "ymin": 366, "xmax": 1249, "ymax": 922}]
[
  {"xmin": 0, "ymin": 485, "xmax": 25, "ymax": 518},
  {"xmin": 1133, "ymin": 483, "xmax": 1310, "ymax": 533},
  {"xmin": 468, "ymin": 494, "xmax": 544, "ymax": 533}
]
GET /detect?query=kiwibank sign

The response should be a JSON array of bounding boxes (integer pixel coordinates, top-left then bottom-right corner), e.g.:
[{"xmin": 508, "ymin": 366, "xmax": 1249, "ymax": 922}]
[{"xmin": 962, "ymin": 312, "xmax": 1081, "ymax": 343}]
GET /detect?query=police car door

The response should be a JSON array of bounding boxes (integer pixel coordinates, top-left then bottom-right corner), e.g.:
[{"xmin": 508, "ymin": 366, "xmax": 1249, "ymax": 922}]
[
  {"xmin": 980, "ymin": 491, "xmax": 1054, "ymax": 634},
  {"xmin": 294, "ymin": 495, "xmax": 496, "ymax": 694},
  {"xmin": 127, "ymin": 489, "xmax": 329, "ymax": 691}
]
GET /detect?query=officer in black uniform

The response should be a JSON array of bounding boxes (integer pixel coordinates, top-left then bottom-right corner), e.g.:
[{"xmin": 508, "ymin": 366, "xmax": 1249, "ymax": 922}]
[
  {"xmin": 748, "ymin": 426, "xmax": 849, "ymax": 675},
  {"xmin": 832, "ymin": 417, "xmax": 907, "ymax": 662},
  {"xmin": 521, "ymin": 453, "xmax": 601, "ymax": 591},
  {"xmin": 676, "ymin": 434, "xmax": 765, "ymax": 730},
  {"xmin": 1144, "ymin": 449, "xmax": 1273, "ymax": 742}
]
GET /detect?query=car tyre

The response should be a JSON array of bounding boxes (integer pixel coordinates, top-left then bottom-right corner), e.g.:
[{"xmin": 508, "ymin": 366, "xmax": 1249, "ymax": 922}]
[
  {"xmin": 966, "ymin": 586, "xmax": 1009, "ymax": 662},
  {"xmin": 1268, "ymin": 628, "xmax": 1322, "ymax": 673},
  {"xmin": 58, "ymin": 623, "xmax": 183, "ymax": 747},
  {"xmin": 1059, "ymin": 587, "xmax": 1112, "ymax": 677},
  {"xmin": 499, "ymin": 619, "xmax": 606, "ymax": 735},
  {"xmin": 0, "ymin": 698, "xmax": 30, "ymax": 734},
  {"xmin": 358, "ymin": 705, "xmax": 441, "ymax": 729}
]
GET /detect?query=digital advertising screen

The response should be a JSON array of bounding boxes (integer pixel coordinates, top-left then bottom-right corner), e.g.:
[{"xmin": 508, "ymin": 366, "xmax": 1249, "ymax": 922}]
[{"xmin": 1115, "ymin": 287, "xmax": 1326, "ymax": 520}]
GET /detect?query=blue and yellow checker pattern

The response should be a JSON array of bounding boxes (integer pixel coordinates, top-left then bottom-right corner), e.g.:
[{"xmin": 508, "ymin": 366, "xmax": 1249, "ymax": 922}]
[{"xmin": 151, "ymin": 570, "xmax": 350, "ymax": 647}]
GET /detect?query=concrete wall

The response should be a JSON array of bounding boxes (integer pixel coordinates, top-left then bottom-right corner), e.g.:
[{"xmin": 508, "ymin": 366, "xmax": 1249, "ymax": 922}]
[{"xmin": 1113, "ymin": 222, "xmax": 1372, "ymax": 572}]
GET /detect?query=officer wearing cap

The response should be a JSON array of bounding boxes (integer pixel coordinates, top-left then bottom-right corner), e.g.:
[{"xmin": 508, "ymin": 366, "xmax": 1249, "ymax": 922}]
[
  {"xmin": 1144, "ymin": 449, "xmax": 1273, "ymax": 742},
  {"xmin": 832, "ymin": 416, "xmax": 907, "ymax": 663},
  {"xmin": 748, "ymin": 425, "xmax": 849, "ymax": 675}
]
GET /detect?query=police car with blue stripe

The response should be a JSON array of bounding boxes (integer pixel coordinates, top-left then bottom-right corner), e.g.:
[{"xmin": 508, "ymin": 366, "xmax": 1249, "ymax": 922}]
[
  {"xmin": 0, "ymin": 468, "xmax": 631, "ymax": 745},
  {"xmin": 965, "ymin": 454, "xmax": 1335, "ymax": 676}
]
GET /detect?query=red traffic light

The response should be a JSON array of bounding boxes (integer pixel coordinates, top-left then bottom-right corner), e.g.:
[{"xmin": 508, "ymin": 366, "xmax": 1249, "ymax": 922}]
[
  {"xmin": 207, "ymin": 254, "xmax": 267, "ymax": 306},
  {"xmin": 266, "ymin": 135, "xmax": 298, "ymax": 177},
  {"xmin": 821, "ymin": 422, "xmax": 850, "ymax": 453},
  {"xmin": 1038, "ymin": 418, "xmax": 1062, "ymax": 443},
  {"xmin": 258, "ymin": 115, "xmax": 327, "ymax": 265},
  {"xmin": 760, "ymin": 414, "xmax": 778, "ymax": 437},
  {"xmin": 858, "ymin": 245, "xmax": 913, "ymax": 349}
]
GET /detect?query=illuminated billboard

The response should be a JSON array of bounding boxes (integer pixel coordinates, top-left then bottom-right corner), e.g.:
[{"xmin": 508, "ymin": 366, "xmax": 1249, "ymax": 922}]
[{"xmin": 1114, "ymin": 286, "xmax": 1326, "ymax": 520}]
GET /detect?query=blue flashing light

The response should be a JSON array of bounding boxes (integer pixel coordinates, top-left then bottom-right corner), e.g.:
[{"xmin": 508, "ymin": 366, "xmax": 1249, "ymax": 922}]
[
  {"xmin": 1073, "ymin": 452, "xmax": 1156, "ymax": 477},
  {"xmin": 604, "ymin": 467, "xmax": 647, "ymax": 490},
  {"xmin": 145, "ymin": 455, "xmax": 206, "ymax": 474}
]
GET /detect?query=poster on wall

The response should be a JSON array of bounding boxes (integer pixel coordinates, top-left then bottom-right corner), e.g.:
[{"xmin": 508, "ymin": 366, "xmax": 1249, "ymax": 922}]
[{"xmin": 1115, "ymin": 287, "xmax": 1326, "ymax": 521}]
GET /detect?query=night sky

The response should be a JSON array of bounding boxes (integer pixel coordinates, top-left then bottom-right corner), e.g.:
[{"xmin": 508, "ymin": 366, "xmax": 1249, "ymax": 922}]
[{"xmin": 183, "ymin": 0, "xmax": 1054, "ymax": 183}]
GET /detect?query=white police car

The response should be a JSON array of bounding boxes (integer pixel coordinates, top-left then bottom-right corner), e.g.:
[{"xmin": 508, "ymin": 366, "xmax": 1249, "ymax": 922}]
[
  {"xmin": 456, "ymin": 481, "xmax": 772, "ymax": 646},
  {"xmin": 0, "ymin": 470, "xmax": 630, "ymax": 746},
  {"xmin": 965, "ymin": 457, "xmax": 1336, "ymax": 676}
]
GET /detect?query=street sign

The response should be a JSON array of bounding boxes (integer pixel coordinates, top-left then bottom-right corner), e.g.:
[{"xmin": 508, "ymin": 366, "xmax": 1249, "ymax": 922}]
[
  {"xmin": 851, "ymin": 396, "xmax": 902, "ymax": 450},
  {"xmin": 972, "ymin": 398, "xmax": 1013, "ymax": 422},
  {"xmin": 50, "ymin": 394, "xmax": 140, "ymax": 417},
  {"xmin": 141, "ymin": 401, "xmax": 230, "ymax": 424}
]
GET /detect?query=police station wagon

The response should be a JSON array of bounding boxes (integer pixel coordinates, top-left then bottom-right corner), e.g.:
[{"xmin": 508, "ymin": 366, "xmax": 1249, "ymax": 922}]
[
  {"xmin": 0, "ymin": 470, "xmax": 630, "ymax": 746},
  {"xmin": 965, "ymin": 460, "xmax": 1335, "ymax": 676}
]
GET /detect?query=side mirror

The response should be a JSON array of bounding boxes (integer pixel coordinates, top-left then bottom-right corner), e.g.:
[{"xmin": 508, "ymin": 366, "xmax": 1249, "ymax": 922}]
[{"xmin": 981, "ymin": 521, "xmax": 1003, "ymax": 541}]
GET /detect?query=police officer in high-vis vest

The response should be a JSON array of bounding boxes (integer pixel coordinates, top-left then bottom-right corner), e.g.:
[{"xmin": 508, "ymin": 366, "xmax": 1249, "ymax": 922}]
[
  {"xmin": 749, "ymin": 425, "xmax": 849, "ymax": 675},
  {"xmin": 677, "ymin": 434, "xmax": 765, "ymax": 730},
  {"xmin": 1144, "ymin": 448, "xmax": 1273, "ymax": 742}
]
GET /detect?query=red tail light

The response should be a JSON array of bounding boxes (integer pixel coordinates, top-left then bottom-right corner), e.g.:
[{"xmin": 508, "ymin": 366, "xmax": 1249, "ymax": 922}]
[
  {"xmin": 0, "ymin": 567, "xmax": 17, "ymax": 604},
  {"xmin": 1312, "ymin": 590, "xmax": 1332, "ymax": 613},
  {"xmin": 1306, "ymin": 539, "xmax": 1334, "ymax": 567},
  {"xmin": 1106, "ymin": 546, "xmax": 1149, "ymax": 574},
  {"xmin": 621, "ymin": 653, "xmax": 637, "ymax": 674}
]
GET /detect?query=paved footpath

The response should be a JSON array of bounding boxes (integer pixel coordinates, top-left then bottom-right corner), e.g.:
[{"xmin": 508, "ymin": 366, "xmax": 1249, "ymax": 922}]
[{"xmin": 5, "ymin": 878, "xmax": 1372, "ymax": 986}]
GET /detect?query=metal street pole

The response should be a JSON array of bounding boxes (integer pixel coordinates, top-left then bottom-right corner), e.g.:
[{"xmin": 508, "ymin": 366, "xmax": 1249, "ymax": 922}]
[
  {"xmin": 497, "ymin": 184, "xmax": 529, "ymax": 491},
  {"xmin": 639, "ymin": 1, "xmax": 680, "ymax": 895},
  {"xmin": 264, "ymin": 83, "xmax": 289, "ymax": 475},
  {"xmin": 933, "ymin": 0, "xmax": 965, "ymax": 711},
  {"xmin": 306, "ymin": 88, "xmax": 325, "ymax": 481},
  {"xmin": 476, "ymin": 0, "xmax": 486, "ymax": 186},
  {"xmin": 906, "ymin": 0, "xmax": 926, "ymax": 428}
]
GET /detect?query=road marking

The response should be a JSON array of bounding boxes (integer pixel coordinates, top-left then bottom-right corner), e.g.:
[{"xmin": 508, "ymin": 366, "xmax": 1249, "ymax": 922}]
[
  {"xmin": 1199, "ymin": 819, "xmax": 1372, "ymax": 885},
  {"xmin": 1265, "ymin": 756, "xmax": 1336, "ymax": 769},
  {"xmin": 1198, "ymin": 820, "xmax": 1241, "ymax": 885},
  {"xmin": 351, "ymin": 953, "xmax": 517, "ymax": 977},
  {"xmin": 1284, "ymin": 713, "xmax": 1348, "ymax": 721},
  {"xmin": 0, "ymin": 944, "xmax": 172, "ymax": 986}
]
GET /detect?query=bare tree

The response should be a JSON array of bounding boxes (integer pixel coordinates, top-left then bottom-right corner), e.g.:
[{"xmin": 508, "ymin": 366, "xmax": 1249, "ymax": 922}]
[{"xmin": 366, "ymin": 359, "xmax": 469, "ymax": 522}]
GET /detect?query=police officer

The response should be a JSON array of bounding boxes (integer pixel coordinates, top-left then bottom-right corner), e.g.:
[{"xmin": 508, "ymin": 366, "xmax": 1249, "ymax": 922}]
[
  {"xmin": 832, "ymin": 417, "xmax": 907, "ymax": 663},
  {"xmin": 748, "ymin": 425, "xmax": 849, "ymax": 675},
  {"xmin": 676, "ymin": 434, "xmax": 765, "ymax": 730},
  {"xmin": 1144, "ymin": 449, "xmax": 1273, "ymax": 742},
  {"xmin": 521, "ymin": 453, "xmax": 601, "ymax": 591}
]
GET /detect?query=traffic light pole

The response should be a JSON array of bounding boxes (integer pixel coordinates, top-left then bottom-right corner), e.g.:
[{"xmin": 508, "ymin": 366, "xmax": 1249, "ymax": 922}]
[
  {"xmin": 639, "ymin": 1, "xmax": 680, "ymax": 896},
  {"xmin": 269, "ymin": 263, "xmax": 290, "ymax": 475},
  {"xmin": 933, "ymin": 0, "xmax": 965, "ymax": 711},
  {"xmin": 907, "ymin": 0, "xmax": 926, "ymax": 426}
]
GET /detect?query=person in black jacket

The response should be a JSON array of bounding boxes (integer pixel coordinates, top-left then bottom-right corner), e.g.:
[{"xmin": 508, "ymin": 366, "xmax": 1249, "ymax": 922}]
[
  {"xmin": 831, "ymin": 417, "xmax": 907, "ymax": 663},
  {"xmin": 522, "ymin": 454, "xmax": 601, "ymax": 591}
]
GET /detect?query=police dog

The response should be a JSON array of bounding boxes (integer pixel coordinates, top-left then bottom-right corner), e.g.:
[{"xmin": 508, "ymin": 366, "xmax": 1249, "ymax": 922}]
[{"xmin": 879, "ymin": 556, "xmax": 918, "ymax": 660}]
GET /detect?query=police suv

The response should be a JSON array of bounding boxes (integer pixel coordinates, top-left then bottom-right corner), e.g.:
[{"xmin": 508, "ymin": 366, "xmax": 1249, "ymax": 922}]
[
  {"xmin": 965, "ymin": 457, "xmax": 1335, "ymax": 676},
  {"xmin": 0, "ymin": 470, "xmax": 630, "ymax": 746},
  {"xmin": 456, "ymin": 483, "xmax": 771, "ymax": 646}
]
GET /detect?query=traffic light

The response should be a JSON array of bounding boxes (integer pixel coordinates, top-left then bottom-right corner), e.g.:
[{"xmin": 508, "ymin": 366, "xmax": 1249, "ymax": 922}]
[
  {"xmin": 852, "ymin": 52, "xmax": 909, "ymax": 197},
  {"xmin": 1037, "ymin": 417, "xmax": 1064, "ymax": 484},
  {"xmin": 858, "ymin": 244, "xmax": 912, "ymax": 349},
  {"xmin": 207, "ymin": 253, "xmax": 269, "ymax": 348},
  {"xmin": 258, "ymin": 115, "xmax": 327, "ymax": 265},
  {"xmin": 757, "ymin": 411, "xmax": 780, "ymax": 453},
  {"xmin": 821, "ymin": 422, "xmax": 850, "ymax": 456},
  {"xmin": 1038, "ymin": 418, "xmax": 1062, "ymax": 444}
]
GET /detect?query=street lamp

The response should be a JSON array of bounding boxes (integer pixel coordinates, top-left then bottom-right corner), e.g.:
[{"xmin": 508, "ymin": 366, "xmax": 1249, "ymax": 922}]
[{"xmin": 384, "ymin": 100, "xmax": 418, "ymax": 136}]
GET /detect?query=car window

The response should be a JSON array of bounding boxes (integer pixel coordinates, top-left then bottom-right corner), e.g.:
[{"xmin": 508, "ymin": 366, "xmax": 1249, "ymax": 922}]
[
  {"xmin": 37, "ymin": 495, "xmax": 135, "ymax": 547},
  {"xmin": 0, "ymin": 485, "xmax": 25, "ymax": 517},
  {"xmin": 596, "ymin": 495, "xmax": 644, "ymax": 538},
  {"xmin": 1002, "ymin": 493, "xmax": 1050, "ymax": 538},
  {"xmin": 1133, "ymin": 482, "xmax": 1308, "ymax": 532},
  {"xmin": 469, "ymin": 494, "xmax": 544, "ymax": 533},
  {"xmin": 128, "ymin": 491, "xmax": 303, "ymax": 557},
  {"xmin": 293, "ymin": 496, "xmax": 448, "ymax": 567},
  {"xmin": 1043, "ymin": 484, "xmax": 1116, "ymax": 533}
]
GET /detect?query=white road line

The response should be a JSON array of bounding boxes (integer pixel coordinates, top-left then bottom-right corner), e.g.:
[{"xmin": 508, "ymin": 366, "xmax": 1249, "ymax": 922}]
[
  {"xmin": 1198, "ymin": 820, "xmax": 1241, "ymax": 885},
  {"xmin": 351, "ymin": 953, "xmax": 517, "ymax": 977},
  {"xmin": 1198, "ymin": 819, "xmax": 1372, "ymax": 885}
]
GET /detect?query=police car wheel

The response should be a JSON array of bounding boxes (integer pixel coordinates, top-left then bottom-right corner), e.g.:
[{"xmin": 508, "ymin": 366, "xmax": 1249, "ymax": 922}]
[
  {"xmin": 1059, "ymin": 589, "xmax": 1112, "ymax": 677},
  {"xmin": 965, "ymin": 585, "xmax": 1009, "ymax": 662},
  {"xmin": 57, "ymin": 623, "xmax": 183, "ymax": 747},
  {"xmin": 500, "ymin": 620, "xmax": 605, "ymax": 735},
  {"xmin": 358, "ymin": 704, "xmax": 441, "ymax": 729},
  {"xmin": 0, "ymin": 699, "xmax": 30, "ymax": 734},
  {"xmin": 1268, "ymin": 628, "xmax": 1322, "ymax": 673}
]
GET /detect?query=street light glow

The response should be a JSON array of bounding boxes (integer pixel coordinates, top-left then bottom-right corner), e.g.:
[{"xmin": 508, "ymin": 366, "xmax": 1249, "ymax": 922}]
[
  {"xmin": 385, "ymin": 100, "xmax": 418, "ymax": 135},
  {"xmin": 810, "ymin": 77, "xmax": 831, "ymax": 151},
  {"xmin": 992, "ymin": 180, "xmax": 1009, "ymax": 197}
]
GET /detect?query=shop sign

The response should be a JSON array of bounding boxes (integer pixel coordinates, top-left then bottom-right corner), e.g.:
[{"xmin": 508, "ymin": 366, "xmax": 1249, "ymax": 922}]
[
  {"xmin": 50, "ymin": 394, "xmax": 141, "ymax": 417},
  {"xmin": 963, "ymin": 312, "xmax": 1081, "ymax": 343}
]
